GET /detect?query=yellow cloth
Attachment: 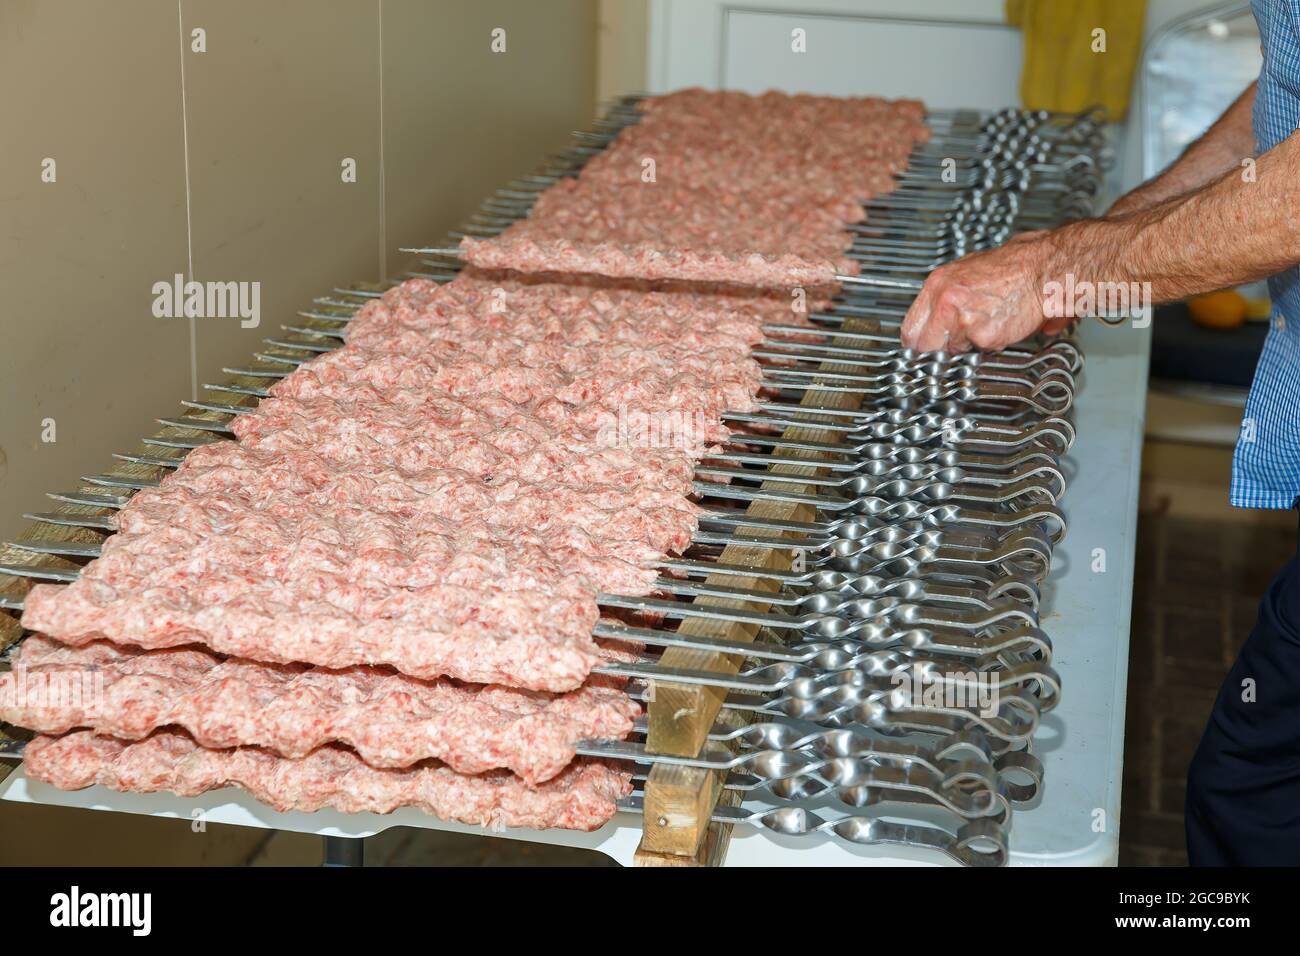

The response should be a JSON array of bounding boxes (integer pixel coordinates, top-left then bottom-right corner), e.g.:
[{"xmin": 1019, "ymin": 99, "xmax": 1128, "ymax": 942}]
[{"xmin": 1006, "ymin": 0, "xmax": 1147, "ymax": 119}]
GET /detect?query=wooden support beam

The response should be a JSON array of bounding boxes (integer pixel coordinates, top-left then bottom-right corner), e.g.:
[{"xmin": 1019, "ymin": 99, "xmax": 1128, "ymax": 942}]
[
  {"xmin": 636, "ymin": 708, "xmax": 748, "ymax": 863},
  {"xmin": 635, "ymin": 782, "xmax": 742, "ymax": 867},
  {"xmin": 637, "ymin": 317, "xmax": 875, "ymax": 860}
]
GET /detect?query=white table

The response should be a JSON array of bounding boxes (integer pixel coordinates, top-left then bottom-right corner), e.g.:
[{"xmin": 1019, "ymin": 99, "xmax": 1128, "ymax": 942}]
[{"xmin": 0, "ymin": 320, "xmax": 1151, "ymax": 866}]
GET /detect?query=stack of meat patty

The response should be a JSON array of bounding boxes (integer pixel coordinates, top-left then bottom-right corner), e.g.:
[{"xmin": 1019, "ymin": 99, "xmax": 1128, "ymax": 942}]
[
  {"xmin": 0, "ymin": 90, "xmax": 927, "ymax": 831},
  {"xmin": 462, "ymin": 89, "xmax": 927, "ymax": 285}
]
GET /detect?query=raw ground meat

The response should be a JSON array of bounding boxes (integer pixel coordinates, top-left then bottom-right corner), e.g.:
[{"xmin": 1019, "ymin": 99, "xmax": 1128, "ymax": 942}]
[
  {"xmin": 22, "ymin": 579, "xmax": 605, "ymax": 692},
  {"xmin": 0, "ymin": 635, "xmax": 638, "ymax": 784},
  {"xmin": 459, "ymin": 89, "xmax": 928, "ymax": 285},
  {"xmin": 10, "ymin": 88, "xmax": 917, "ymax": 829},
  {"xmin": 24, "ymin": 730, "xmax": 632, "ymax": 832},
  {"xmin": 460, "ymin": 237, "xmax": 857, "ymax": 288},
  {"xmin": 21, "ymin": 271, "xmax": 770, "ymax": 689}
]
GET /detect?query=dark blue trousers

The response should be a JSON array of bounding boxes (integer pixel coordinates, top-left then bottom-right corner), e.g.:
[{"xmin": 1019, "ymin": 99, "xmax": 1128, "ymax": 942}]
[{"xmin": 1185, "ymin": 516, "xmax": 1300, "ymax": 865}]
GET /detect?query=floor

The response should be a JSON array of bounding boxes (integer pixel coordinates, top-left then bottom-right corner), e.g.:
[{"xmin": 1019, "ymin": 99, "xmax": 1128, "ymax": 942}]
[{"xmin": 1119, "ymin": 511, "xmax": 1296, "ymax": 865}]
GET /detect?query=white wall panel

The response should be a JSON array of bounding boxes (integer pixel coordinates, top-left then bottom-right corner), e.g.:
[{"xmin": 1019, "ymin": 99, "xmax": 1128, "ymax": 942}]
[
  {"xmin": 721, "ymin": 9, "xmax": 1020, "ymax": 108},
  {"xmin": 648, "ymin": 0, "xmax": 1010, "ymax": 93}
]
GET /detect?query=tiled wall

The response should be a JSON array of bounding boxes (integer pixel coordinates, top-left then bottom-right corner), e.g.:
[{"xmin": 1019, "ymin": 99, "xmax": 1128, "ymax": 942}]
[{"xmin": 0, "ymin": 0, "xmax": 597, "ymax": 538}]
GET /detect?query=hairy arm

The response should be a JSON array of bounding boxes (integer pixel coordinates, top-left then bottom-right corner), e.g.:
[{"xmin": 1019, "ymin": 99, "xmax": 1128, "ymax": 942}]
[
  {"xmin": 1108, "ymin": 81, "xmax": 1257, "ymax": 216},
  {"xmin": 901, "ymin": 122, "xmax": 1300, "ymax": 352}
]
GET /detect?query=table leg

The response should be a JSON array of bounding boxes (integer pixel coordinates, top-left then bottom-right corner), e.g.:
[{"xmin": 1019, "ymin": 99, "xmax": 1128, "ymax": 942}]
[{"xmin": 322, "ymin": 835, "xmax": 364, "ymax": 867}]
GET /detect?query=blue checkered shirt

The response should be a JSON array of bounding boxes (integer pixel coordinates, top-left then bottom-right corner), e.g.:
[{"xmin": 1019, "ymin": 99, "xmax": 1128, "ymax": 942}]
[{"xmin": 1232, "ymin": 1, "xmax": 1300, "ymax": 508}]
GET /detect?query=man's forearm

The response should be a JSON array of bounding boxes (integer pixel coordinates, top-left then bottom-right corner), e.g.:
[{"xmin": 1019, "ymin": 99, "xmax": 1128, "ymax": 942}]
[
  {"xmin": 899, "ymin": 85, "xmax": 1284, "ymax": 353},
  {"xmin": 1107, "ymin": 81, "xmax": 1257, "ymax": 216},
  {"xmin": 1048, "ymin": 125, "xmax": 1300, "ymax": 303}
]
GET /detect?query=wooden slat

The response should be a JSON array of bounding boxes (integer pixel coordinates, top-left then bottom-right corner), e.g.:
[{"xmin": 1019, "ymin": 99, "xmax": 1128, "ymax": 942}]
[
  {"xmin": 637, "ymin": 706, "xmax": 748, "ymax": 859},
  {"xmin": 636, "ymin": 779, "xmax": 743, "ymax": 867},
  {"xmin": 636, "ymin": 317, "xmax": 874, "ymax": 861},
  {"xmin": 638, "ymin": 764, "xmax": 727, "ymax": 856},
  {"xmin": 0, "ymin": 612, "xmax": 22, "ymax": 655}
]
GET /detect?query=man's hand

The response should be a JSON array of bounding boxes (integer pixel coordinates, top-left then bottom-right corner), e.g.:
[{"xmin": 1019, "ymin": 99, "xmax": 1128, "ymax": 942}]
[
  {"xmin": 898, "ymin": 80, "xmax": 1260, "ymax": 355},
  {"xmin": 900, "ymin": 231, "xmax": 1067, "ymax": 352},
  {"xmin": 903, "ymin": 116, "xmax": 1300, "ymax": 353}
]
